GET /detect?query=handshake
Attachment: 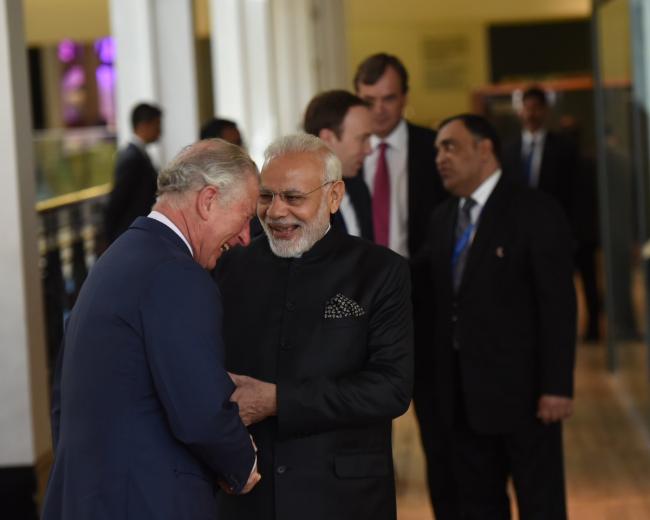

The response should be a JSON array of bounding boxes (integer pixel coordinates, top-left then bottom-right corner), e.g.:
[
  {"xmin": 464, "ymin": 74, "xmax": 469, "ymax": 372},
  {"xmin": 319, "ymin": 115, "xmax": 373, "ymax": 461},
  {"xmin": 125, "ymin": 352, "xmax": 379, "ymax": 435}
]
[{"xmin": 220, "ymin": 372, "xmax": 278, "ymax": 495}]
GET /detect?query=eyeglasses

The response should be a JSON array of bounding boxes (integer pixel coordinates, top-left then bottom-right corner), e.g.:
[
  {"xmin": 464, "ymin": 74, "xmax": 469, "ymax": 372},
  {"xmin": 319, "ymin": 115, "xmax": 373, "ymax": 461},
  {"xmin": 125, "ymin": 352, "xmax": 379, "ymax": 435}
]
[{"xmin": 258, "ymin": 181, "xmax": 334, "ymax": 207}]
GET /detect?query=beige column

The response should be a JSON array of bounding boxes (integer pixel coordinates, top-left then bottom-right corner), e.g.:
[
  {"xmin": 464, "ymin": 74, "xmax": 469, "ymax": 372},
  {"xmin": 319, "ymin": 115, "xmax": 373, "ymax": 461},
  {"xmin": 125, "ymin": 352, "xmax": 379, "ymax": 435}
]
[{"xmin": 0, "ymin": 0, "xmax": 51, "ymax": 512}]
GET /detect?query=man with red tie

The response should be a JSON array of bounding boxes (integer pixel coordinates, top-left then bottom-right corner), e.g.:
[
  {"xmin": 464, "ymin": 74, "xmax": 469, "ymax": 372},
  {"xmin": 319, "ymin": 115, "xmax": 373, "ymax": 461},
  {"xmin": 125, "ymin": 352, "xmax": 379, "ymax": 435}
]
[{"xmin": 353, "ymin": 53, "xmax": 447, "ymax": 258}]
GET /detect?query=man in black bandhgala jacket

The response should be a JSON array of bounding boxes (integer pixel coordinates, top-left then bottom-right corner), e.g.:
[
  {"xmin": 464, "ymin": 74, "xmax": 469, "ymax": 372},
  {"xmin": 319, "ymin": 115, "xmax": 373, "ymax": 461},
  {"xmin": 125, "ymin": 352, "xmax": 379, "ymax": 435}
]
[{"xmin": 213, "ymin": 133, "xmax": 413, "ymax": 520}]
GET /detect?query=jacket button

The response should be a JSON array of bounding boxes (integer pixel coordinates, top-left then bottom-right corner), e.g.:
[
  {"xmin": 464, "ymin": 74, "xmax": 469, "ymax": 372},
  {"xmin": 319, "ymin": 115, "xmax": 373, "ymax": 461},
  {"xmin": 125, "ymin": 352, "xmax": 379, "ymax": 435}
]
[
  {"xmin": 286, "ymin": 301, "xmax": 295, "ymax": 311},
  {"xmin": 276, "ymin": 465, "xmax": 287, "ymax": 475},
  {"xmin": 280, "ymin": 341, "xmax": 292, "ymax": 351}
]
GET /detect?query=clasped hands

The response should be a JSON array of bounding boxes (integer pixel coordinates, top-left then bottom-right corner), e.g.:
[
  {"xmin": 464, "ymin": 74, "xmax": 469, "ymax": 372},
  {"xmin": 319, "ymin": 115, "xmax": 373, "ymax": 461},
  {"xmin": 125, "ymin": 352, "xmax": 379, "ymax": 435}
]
[
  {"xmin": 219, "ymin": 374, "xmax": 276, "ymax": 496},
  {"xmin": 229, "ymin": 372, "xmax": 277, "ymax": 426}
]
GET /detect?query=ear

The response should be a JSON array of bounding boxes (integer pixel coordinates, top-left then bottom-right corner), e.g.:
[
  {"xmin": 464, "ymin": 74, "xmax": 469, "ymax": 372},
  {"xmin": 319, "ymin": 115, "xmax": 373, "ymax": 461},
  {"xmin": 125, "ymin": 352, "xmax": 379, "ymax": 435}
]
[
  {"xmin": 318, "ymin": 128, "xmax": 337, "ymax": 146},
  {"xmin": 479, "ymin": 138, "xmax": 493, "ymax": 160},
  {"xmin": 196, "ymin": 185, "xmax": 219, "ymax": 221},
  {"xmin": 327, "ymin": 180, "xmax": 345, "ymax": 214}
]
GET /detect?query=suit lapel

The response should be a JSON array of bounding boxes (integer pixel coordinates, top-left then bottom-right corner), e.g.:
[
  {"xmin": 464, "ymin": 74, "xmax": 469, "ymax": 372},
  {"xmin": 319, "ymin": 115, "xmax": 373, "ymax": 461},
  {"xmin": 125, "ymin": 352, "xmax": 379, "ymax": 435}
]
[
  {"xmin": 406, "ymin": 123, "xmax": 418, "ymax": 230},
  {"xmin": 456, "ymin": 178, "xmax": 509, "ymax": 294},
  {"xmin": 437, "ymin": 200, "xmax": 457, "ymax": 297},
  {"xmin": 538, "ymin": 132, "xmax": 555, "ymax": 190}
]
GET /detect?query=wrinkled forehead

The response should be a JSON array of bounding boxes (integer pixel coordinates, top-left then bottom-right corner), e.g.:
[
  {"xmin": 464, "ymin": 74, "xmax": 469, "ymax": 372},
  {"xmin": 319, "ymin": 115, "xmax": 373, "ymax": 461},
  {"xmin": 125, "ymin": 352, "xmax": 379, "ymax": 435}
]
[{"xmin": 260, "ymin": 152, "xmax": 325, "ymax": 190}]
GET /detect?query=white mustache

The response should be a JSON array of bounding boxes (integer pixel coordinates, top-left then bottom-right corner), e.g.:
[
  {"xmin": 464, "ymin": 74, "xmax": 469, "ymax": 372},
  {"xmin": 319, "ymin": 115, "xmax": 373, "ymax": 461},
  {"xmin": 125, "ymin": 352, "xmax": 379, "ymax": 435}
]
[{"xmin": 265, "ymin": 218, "xmax": 303, "ymax": 227}]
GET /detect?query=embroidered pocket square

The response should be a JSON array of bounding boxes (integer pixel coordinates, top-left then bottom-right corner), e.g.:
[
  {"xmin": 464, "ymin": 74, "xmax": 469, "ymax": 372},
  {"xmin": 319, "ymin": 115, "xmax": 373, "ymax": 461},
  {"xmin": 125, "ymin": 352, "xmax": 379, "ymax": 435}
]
[{"xmin": 324, "ymin": 293, "xmax": 365, "ymax": 319}]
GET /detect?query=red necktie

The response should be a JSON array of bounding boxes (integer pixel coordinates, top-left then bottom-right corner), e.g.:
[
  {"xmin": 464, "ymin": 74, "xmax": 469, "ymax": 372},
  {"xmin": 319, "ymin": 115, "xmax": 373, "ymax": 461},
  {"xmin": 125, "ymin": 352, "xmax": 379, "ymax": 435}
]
[{"xmin": 373, "ymin": 142, "xmax": 390, "ymax": 247}]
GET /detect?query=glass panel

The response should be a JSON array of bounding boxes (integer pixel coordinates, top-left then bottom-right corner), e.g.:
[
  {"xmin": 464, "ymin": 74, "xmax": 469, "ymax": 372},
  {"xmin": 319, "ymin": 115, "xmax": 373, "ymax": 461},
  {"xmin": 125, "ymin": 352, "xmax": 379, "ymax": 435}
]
[
  {"xmin": 594, "ymin": 0, "xmax": 650, "ymax": 427},
  {"xmin": 34, "ymin": 126, "xmax": 116, "ymax": 202}
]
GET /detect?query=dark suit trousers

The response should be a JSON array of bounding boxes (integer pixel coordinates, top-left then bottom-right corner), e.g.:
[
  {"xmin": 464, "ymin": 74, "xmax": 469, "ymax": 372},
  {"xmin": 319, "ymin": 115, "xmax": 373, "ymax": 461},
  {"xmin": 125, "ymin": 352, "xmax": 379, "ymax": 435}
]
[
  {"xmin": 451, "ymin": 353, "xmax": 567, "ymax": 520},
  {"xmin": 413, "ymin": 389, "xmax": 460, "ymax": 520}
]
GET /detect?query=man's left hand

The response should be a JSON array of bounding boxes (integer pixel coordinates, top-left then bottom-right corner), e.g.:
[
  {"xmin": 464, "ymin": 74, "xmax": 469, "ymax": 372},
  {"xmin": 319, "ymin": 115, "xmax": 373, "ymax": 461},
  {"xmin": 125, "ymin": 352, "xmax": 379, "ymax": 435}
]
[
  {"xmin": 229, "ymin": 373, "xmax": 277, "ymax": 426},
  {"xmin": 537, "ymin": 394, "xmax": 573, "ymax": 424}
]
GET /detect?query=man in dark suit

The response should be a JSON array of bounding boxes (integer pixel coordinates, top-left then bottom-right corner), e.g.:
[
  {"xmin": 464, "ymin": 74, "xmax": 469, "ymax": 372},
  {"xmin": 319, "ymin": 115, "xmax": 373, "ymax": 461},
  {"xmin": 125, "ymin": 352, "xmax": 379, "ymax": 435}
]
[
  {"xmin": 353, "ymin": 53, "xmax": 447, "ymax": 258},
  {"xmin": 415, "ymin": 114, "xmax": 576, "ymax": 519},
  {"xmin": 104, "ymin": 102, "xmax": 163, "ymax": 244},
  {"xmin": 502, "ymin": 86, "xmax": 578, "ymax": 221},
  {"xmin": 213, "ymin": 133, "xmax": 413, "ymax": 520},
  {"xmin": 42, "ymin": 140, "xmax": 261, "ymax": 520},
  {"xmin": 303, "ymin": 89, "xmax": 373, "ymax": 240}
]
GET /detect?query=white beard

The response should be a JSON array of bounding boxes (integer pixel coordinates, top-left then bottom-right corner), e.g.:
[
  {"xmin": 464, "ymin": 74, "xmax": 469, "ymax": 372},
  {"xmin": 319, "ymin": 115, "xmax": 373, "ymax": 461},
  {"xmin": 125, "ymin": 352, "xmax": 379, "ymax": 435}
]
[{"xmin": 261, "ymin": 200, "xmax": 331, "ymax": 258}]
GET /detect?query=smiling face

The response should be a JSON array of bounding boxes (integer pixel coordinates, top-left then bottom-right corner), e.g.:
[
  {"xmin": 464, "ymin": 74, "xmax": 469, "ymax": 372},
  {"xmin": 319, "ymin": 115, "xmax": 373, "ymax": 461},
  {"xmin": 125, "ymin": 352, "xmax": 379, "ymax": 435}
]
[
  {"xmin": 258, "ymin": 151, "xmax": 343, "ymax": 257},
  {"xmin": 196, "ymin": 173, "xmax": 259, "ymax": 269},
  {"xmin": 356, "ymin": 66, "xmax": 407, "ymax": 138}
]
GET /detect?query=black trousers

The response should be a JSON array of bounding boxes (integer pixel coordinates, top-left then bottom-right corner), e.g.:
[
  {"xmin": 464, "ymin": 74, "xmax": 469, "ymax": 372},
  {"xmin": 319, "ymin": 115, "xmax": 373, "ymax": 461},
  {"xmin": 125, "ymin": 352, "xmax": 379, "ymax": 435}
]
[
  {"xmin": 451, "ymin": 353, "xmax": 567, "ymax": 520},
  {"xmin": 413, "ymin": 386, "xmax": 460, "ymax": 520}
]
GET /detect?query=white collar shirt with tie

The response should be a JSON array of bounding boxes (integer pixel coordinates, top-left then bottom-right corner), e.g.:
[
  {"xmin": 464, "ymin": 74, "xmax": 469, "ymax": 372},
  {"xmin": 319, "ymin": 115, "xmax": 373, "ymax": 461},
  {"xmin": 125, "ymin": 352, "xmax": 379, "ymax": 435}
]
[
  {"xmin": 363, "ymin": 119, "xmax": 410, "ymax": 258},
  {"xmin": 458, "ymin": 169, "xmax": 502, "ymax": 243},
  {"xmin": 521, "ymin": 129, "xmax": 546, "ymax": 188}
]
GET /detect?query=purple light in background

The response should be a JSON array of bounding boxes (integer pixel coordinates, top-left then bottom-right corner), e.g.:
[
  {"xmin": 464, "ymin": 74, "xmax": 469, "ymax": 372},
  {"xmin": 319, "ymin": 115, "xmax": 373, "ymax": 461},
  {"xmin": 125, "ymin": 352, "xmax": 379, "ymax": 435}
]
[
  {"xmin": 62, "ymin": 65, "xmax": 85, "ymax": 90},
  {"xmin": 58, "ymin": 39, "xmax": 78, "ymax": 63},
  {"xmin": 96, "ymin": 64, "xmax": 114, "ymax": 91},
  {"xmin": 96, "ymin": 64, "xmax": 116, "ymax": 125},
  {"xmin": 94, "ymin": 36, "xmax": 115, "ymax": 64}
]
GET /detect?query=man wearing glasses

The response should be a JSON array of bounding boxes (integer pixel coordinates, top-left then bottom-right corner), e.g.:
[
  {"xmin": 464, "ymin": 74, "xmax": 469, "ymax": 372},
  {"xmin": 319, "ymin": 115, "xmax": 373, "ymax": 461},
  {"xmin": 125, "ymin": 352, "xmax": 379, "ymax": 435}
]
[{"xmin": 213, "ymin": 133, "xmax": 413, "ymax": 520}]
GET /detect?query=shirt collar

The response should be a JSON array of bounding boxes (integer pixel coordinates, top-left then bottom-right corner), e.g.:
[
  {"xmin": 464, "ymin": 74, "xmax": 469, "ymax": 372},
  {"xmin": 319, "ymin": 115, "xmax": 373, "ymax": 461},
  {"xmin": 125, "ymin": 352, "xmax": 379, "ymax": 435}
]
[
  {"xmin": 370, "ymin": 118, "xmax": 408, "ymax": 151},
  {"xmin": 131, "ymin": 135, "xmax": 147, "ymax": 151},
  {"xmin": 462, "ymin": 169, "xmax": 502, "ymax": 209},
  {"xmin": 522, "ymin": 129, "xmax": 546, "ymax": 144},
  {"xmin": 148, "ymin": 211, "xmax": 194, "ymax": 256}
]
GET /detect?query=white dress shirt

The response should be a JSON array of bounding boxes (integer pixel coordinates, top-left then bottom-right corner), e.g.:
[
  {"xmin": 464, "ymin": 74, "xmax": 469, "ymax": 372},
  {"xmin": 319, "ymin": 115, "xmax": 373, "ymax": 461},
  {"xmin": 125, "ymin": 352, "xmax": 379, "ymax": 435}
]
[
  {"xmin": 148, "ymin": 211, "xmax": 193, "ymax": 256},
  {"xmin": 521, "ymin": 130, "xmax": 546, "ymax": 188},
  {"xmin": 339, "ymin": 193, "xmax": 361, "ymax": 237},
  {"xmin": 363, "ymin": 119, "xmax": 409, "ymax": 257},
  {"xmin": 459, "ymin": 169, "xmax": 502, "ymax": 242}
]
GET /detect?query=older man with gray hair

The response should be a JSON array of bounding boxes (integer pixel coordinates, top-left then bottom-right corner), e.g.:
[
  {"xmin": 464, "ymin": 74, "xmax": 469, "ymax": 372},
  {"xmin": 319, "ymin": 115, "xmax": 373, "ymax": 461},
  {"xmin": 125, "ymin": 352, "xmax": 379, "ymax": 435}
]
[
  {"xmin": 213, "ymin": 133, "xmax": 413, "ymax": 520},
  {"xmin": 43, "ymin": 139, "xmax": 260, "ymax": 520}
]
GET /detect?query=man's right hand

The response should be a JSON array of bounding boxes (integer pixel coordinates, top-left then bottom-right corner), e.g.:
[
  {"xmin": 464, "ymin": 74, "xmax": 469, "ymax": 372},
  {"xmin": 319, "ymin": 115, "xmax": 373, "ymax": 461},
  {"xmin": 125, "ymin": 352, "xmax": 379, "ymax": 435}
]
[
  {"xmin": 239, "ymin": 468, "xmax": 261, "ymax": 494},
  {"xmin": 218, "ymin": 470, "xmax": 261, "ymax": 495},
  {"xmin": 218, "ymin": 436, "xmax": 261, "ymax": 495}
]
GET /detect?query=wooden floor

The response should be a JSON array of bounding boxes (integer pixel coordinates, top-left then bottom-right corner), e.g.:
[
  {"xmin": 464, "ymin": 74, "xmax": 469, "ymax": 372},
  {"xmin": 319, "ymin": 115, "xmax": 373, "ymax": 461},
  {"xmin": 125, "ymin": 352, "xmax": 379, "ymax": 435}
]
[
  {"xmin": 36, "ymin": 345, "xmax": 650, "ymax": 519},
  {"xmin": 393, "ymin": 343, "xmax": 650, "ymax": 520}
]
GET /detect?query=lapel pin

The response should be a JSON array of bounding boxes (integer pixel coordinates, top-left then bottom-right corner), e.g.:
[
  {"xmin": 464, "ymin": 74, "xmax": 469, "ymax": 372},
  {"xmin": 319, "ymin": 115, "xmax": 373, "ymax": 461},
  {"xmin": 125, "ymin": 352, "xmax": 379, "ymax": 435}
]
[{"xmin": 496, "ymin": 246, "xmax": 505, "ymax": 258}]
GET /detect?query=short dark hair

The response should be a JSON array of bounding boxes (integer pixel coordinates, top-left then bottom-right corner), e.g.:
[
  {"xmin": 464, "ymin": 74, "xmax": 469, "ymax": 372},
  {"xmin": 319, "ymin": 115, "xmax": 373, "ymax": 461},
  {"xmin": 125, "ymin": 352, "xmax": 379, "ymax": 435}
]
[
  {"xmin": 199, "ymin": 118, "xmax": 239, "ymax": 140},
  {"xmin": 353, "ymin": 53, "xmax": 409, "ymax": 94},
  {"xmin": 131, "ymin": 103, "xmax": 162, "ymax": 131},
  {"xmin": 522, "ymin": 86, "xmax": 548, "ymax": 106},
  {"xmin": 303, "ymin": 90, "xmax": 368, "ymax": 138},
  {"xmin": 438, "ymin": 113, "xmax": 502, "ymax": 164}
]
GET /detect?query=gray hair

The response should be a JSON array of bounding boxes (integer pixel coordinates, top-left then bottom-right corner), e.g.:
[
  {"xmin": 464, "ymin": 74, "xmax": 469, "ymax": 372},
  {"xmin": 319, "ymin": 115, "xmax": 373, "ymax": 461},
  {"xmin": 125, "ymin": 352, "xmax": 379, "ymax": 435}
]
[
  {"xmin": 157, "ymin": 138, "xmax": 258, "ymax": 205},
  {"xmin": 263, "ymin": 133, "xmax": 342, "ymax": 183}
]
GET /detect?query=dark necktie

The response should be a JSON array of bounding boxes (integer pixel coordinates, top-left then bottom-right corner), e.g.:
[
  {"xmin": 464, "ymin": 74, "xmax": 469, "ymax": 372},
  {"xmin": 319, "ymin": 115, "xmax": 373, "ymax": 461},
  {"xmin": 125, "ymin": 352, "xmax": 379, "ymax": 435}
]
[
  {"xmin": 452, "ymin": 197, "xmax": 477, "ymax": 292},
  {"xmin": 522, "ymin": 138, "xmax": 536, "ymax": 186},
  {"xmin": 372, "ymin": 142, "xmax": 390, "ymax": 247}
]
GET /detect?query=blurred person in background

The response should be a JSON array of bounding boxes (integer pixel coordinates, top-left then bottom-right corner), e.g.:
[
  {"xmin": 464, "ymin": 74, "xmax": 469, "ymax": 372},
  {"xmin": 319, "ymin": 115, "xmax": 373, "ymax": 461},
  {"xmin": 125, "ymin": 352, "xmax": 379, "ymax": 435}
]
[{"xmin": 104, "ymin": 102, "xmax": 162, "ymax": 244}]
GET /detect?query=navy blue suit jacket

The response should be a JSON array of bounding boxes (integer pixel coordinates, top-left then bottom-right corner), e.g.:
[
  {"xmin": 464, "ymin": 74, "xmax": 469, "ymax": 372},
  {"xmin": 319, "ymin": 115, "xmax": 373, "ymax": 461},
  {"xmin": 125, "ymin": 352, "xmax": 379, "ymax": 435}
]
[{"xmin": 42, "ymin": 217, "xmax": 255, "ymax": 520}]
